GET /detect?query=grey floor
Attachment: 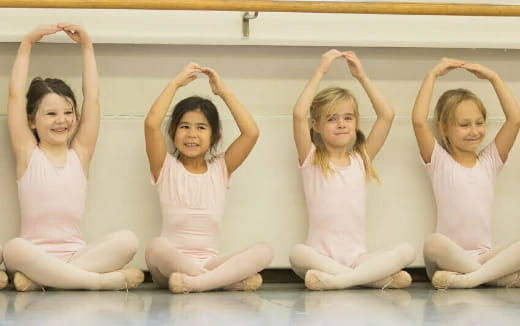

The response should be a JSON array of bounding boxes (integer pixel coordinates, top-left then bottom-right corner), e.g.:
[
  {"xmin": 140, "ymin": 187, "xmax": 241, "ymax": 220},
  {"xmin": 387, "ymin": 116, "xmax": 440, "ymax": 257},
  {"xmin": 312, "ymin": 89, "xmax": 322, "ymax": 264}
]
[{"xmin": 0, "ymin": 283, "xmax": 519, "ymax": 325}]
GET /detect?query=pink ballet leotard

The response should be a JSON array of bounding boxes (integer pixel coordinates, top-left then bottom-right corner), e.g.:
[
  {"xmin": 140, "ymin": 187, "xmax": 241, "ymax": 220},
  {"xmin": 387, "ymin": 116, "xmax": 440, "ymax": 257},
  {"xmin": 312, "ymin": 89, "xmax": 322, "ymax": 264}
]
[
  {"xmin": 300, "ymin": 144, "xmax": 368, "ymax": 268},
  {"xmin": 18, "ymin": 147, "xmax": 87, "ymax": 261},
  {"xmin": 424, "ymin": 140, "xmax": 504, "ymax": 256},
  {"xmin": 153, "ymin": 153, "xmax": 228, "ymax": 267}
]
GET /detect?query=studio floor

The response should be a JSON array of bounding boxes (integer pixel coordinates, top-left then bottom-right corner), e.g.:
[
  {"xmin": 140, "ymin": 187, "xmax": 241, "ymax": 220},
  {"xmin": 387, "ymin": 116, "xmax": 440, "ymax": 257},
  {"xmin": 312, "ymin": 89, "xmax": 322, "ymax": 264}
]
[{"xmin": 0, "ymin": 282, "xmax": 519, "ymax": 325}]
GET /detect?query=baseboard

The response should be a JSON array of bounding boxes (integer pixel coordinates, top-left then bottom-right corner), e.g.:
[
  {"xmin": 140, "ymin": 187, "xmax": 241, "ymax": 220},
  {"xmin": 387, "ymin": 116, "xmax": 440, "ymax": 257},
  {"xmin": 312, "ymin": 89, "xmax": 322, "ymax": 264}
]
[{"xmin": 143, "ymin": 267, "xmax": 429, "ymax": 283}]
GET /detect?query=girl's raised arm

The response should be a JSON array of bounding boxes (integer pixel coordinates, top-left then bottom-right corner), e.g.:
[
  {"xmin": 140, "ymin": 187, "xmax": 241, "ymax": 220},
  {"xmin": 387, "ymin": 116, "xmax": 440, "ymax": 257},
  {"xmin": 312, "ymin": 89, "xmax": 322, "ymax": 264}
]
[
  {"xmin": 8, "ymin": 25, "xmax": 60, "ymax": 165},
  {"xmin": 412, "ymin": 58, "xmax": 464, "ymax": 163},
  {"xmin": 201, "ymin": 67, "xmax": 258, "ymax": 175},
  {"xmin": 64, "ymin": 25, "xmax": 100, "ymax": 171},
  {"xmin": 344, "ymin": 51, "xmax": 394, "ymax": 160},
  {"xmin": 463, "ymin": 63, "xmax": 520, "ymax": 162},
  {"xmin": 293, "ymin": 49, "xmax": 344, "ymax": 163},
  {"xmin": 145, "ymin": 63, "xmax": 201, "ymax": 180}
]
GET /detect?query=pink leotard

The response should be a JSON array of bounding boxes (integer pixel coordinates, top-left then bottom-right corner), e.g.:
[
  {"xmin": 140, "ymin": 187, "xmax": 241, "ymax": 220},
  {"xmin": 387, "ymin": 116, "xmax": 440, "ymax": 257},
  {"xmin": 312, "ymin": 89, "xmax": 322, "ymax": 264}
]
[
  {"xmin": 424, "ymin": 140, "xmax": 503, "ymax": 256},
  {"xmin": 300, "ymin": 144, "xmax": 367, "ymax": 267},
  {"xmin": 18, "ymin": 147, "xmax": 87, "ymax": 261},
  {"xmin": 153, "ymin": 153, "xmax": 228, "ymax": 266}
]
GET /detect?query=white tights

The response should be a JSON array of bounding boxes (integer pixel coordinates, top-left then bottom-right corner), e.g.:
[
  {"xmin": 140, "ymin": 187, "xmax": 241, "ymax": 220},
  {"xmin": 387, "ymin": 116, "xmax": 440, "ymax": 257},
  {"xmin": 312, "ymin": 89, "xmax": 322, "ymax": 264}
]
[
  {"xmin": 424, "ymin": 233, "xmax": 520, "ymax": 288},
  {"xmin": 3, "ymin": 230, "xmax": 139, "ymax": 290},
  {"xmin": 145, "ymin": 237, "xmax": 273, "ymax": 291},
  {"xmin": 290, "ymin": 243, "xmax": 416, "ymax": 289}
]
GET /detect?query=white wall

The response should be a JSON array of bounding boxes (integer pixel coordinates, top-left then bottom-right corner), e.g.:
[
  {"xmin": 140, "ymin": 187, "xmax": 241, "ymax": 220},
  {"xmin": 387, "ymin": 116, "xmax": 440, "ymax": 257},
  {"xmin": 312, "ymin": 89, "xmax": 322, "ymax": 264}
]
[{"xmin": 1, "ymin": 9, "xmax": 520, "ymax": 269}]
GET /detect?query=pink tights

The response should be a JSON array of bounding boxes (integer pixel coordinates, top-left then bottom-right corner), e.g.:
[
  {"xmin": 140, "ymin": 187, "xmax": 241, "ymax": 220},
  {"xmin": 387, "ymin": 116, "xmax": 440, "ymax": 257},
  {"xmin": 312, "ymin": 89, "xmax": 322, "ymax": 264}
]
[{"xmin": 145, "ymin": 237, "xmax": 273, "ymax": 291}]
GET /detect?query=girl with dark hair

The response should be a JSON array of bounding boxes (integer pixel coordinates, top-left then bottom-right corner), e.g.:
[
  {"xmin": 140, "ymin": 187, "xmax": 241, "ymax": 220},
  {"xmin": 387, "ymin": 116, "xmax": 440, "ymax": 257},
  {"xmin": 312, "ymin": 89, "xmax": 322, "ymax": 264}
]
[
  {"xmin": 144, "ymin": 63, "xmax": 273, "ymax": 293},
  {"xmin": 4, "ymin": 24, "xmax": 143, "ymax": 291},
  {"xmin": 290, "ymin": 49, "xmax": 416, "ymax": 290}
]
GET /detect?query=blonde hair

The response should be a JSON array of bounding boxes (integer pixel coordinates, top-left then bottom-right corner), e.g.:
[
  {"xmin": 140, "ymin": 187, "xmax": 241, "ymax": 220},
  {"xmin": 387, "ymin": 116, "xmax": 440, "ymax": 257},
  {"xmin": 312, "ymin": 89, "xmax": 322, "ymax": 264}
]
[
  {"xmin": 434, "ymin": 88, "xmax": 487, "ymax": 152},
  {"xmin": 310, "ymin": 87, "xmax": 379, "ymax": 181}
]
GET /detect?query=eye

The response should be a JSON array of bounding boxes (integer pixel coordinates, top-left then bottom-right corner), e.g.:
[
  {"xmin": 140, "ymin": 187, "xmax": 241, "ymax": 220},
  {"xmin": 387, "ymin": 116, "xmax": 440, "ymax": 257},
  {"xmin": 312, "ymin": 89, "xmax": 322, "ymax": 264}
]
[
  {"xmin": 179, "ymin": 125, "xmax": 189, "ymax": 129},
  {"xmin": 65, "ymin": 111, "xmax": 74, "ymax": 115},
  {"xmin": 198, "ymin": 125, "xmax": 207, "ymax": 130},
  {"xmin": 327, "ymin": 116, "xmax": 336, "ymax": 122},
  {"xmin": 476, "ymin": 121, "xmax": 485, "ymax": 126},
  {"xmin": 345, "ymin": 116, "xmax": 353, "ymax": 121},
  {"xmin": 47, "ymin": 112, "xmax": 56, "ymax": 116}
]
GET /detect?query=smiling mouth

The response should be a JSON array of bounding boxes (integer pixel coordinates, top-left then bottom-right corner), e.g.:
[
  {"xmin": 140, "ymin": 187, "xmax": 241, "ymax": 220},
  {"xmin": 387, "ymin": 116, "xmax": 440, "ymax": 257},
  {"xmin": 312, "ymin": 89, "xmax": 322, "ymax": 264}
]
[{"xmin": 184, "ymin": 143, "xmax": 199, "ymax": 147}]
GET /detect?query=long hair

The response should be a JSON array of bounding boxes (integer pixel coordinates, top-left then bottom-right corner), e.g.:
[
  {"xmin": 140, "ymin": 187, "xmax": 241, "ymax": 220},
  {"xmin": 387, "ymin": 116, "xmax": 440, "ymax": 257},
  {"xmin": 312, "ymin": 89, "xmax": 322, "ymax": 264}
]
[
  {"xmin": 434, "ymin": 88, "xmax": 486, "ymax": 152},
  {"xmin": 310, "ymin": 87, "xmax": 379, "ymax": 181}
]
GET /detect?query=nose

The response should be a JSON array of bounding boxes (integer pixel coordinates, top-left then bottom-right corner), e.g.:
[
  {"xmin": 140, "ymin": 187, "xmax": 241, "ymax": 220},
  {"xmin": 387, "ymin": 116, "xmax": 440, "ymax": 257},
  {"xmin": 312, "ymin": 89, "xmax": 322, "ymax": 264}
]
[{"xmin": 338, "ymin": 119, "xmax": 346, "ymax": 128}]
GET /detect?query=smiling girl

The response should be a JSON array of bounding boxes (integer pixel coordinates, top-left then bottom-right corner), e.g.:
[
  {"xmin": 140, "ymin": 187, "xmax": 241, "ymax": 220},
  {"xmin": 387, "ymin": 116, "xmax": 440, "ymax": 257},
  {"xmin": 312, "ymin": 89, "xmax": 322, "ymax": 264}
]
[
  {"xmin": 412, "ymin": 58, "xmax": 520, "ymax": 289},
  {"xmin": 144, "ymin": 63, "xmax": 273, "ymax": 294}
]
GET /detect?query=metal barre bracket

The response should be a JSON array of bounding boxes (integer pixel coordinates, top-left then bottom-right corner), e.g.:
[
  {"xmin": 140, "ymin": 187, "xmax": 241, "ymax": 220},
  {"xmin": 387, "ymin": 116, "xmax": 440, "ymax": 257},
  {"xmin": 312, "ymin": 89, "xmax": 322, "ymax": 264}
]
[{"xmin": 242, "ymin": 11, "xmax": 259, "ymax": 38}]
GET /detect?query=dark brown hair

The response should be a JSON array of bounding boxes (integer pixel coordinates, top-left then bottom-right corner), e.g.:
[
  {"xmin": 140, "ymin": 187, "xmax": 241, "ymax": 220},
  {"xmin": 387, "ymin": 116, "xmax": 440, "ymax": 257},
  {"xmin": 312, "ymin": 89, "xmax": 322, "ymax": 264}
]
[
  {"xmin": 167, "ymin": 96, "xmax": 222, "ymax": 158},
  {"xmin": 26, "ymin": 77, "xmax": 77, "ymax": 142}
]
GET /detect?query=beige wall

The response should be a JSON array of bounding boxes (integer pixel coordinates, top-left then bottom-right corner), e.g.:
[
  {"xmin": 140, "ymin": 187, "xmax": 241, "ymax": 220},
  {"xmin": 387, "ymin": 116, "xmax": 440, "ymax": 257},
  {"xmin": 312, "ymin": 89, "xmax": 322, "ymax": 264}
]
[{"xmin": 1, "ymin": 9, "xmax": 520, "ymax": 269}]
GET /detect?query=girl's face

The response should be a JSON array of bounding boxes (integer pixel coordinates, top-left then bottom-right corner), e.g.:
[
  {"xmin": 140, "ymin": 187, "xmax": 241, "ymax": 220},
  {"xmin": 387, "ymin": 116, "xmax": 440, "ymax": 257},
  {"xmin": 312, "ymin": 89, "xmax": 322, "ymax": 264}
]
[
  {"xmin": 174, "ymin": 110, "xmax": 212, "ymax": 161},
  {"xmin": 313, "ymin": 100, "xmax": 357, "ymax": 150},
  {"xmin": 443, "ymin": 100, "xmax": 486, "ymax": 154},
  {"xmin": 30, "ymin": 93, "xmax": 77, "ymax": 146}
]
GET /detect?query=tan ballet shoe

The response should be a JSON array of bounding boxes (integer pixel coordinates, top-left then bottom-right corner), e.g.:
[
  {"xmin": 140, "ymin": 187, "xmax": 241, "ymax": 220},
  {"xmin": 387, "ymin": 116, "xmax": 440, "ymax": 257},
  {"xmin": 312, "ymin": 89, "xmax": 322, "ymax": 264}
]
[
  {"xmin": 13, "ymin": 272, "xmax": 42, "ymax": 292},
  {"xmin": 169, "ymin": 272, "xmax": 189, "ymax": 294},
  {"xmin": 432, "ymin": 271, "xmax": 459, "ymax": 290},
  {"xmin": 304, "ymin": 270, "xmax": 325, "ymax": 291},
  {"xmin": 383, "ymin": 271, "xmax": 412, "ymax": 289},
  {"xmin": 0, "ymin": 271, "xmax": 8, "ymax": 290},
  {"xmin": 239, "ymin": 273, "xmax": 263, "ymax": 291},
  {"xmin": 119, "ymin": 269, "xmax": 145, "ymax": 290}
]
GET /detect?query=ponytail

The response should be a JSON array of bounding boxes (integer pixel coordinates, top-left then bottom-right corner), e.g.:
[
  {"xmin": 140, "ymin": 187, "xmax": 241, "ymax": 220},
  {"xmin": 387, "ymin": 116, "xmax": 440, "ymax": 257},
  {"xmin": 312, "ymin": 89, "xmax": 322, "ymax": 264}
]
[{"xmin": 353, "ymin": 129, "xmax": 380, "ymax": 182}]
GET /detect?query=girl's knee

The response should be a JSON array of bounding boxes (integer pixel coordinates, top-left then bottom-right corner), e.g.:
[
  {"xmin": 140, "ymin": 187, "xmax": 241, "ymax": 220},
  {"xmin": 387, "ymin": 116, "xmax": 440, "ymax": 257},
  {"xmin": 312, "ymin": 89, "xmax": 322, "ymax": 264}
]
[
  {"xmin": 423, "ymin": 233, "xmax": 449, "ymax": 258},
  {"xmin": 113, "ymin": 230, "xmax": 139, "ymax": 253},
  {"xmin": 145, "ymin": 237, "xmax": 167, "ymax": 261},
  {"xmin": 398, "ymin": 243, "xmax": 417, "ymax": 265},
  {"xmin": 289, "ymin": 244, "xmax": 309, "ymax": 268},
  {"xmin": 254, "ymin": 242, "xmax": 274, "ymax": 266},
  {"xmin": 3, "ymin": 238, "xmax": 30, "ymax": 268}
]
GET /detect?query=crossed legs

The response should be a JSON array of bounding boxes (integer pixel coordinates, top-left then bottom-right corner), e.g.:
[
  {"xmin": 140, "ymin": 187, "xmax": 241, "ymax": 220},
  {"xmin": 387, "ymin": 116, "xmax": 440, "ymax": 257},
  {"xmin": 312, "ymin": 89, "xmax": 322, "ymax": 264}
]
[
  {"xmin": 425, "ymin": 233, "xmax": 520, "ymax": 289},
  {"xmin": 145, "ymin": 237, "xmax": 273, "ymax": 293},
  {"xmin": 3, "ymin": 230, "xmax": 143, "ymax": 291},
  {"xmin": 290, "ymin": 243, "xmax": 416, "ymax": 290}
]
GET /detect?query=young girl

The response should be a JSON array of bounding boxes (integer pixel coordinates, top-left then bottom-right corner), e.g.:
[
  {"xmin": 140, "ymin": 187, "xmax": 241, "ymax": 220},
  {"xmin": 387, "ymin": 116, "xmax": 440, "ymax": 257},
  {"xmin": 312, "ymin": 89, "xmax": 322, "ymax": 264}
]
[
  {"xmin": 290, "ymin": 49, "xmax": 416, "ymax": 290},
  {"xmin": 3, "ymin": 24, "xmax": 143, "ymax": 291},
  {"xmin": 413, "ymin": 58, "xmax": 520, "ymax": 289},
  {"xmin": 144, "ymin": 63, "xmax": 273, "ymax": 294}
]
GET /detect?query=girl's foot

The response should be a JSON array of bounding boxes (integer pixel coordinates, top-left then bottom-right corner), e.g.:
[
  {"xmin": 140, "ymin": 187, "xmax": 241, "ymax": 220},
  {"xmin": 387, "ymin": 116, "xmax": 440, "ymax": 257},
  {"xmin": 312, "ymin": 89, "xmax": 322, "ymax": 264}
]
[
  {"xmin": 169, "ymin": 272, "xmax": 190, "ymax": 294},
  {"xmin": 224, "ymin": 273, "xmax": 263, "ymax": 291},
  {"xmin": 13, "ymin": 272, "xmax": 42, "ymax": 292},
  {"xmin": 118, "ymin": 269, "xmax": 145, "ymax": 290},
  {"xmin": 305, "ymin": 270, "xmax": 333, "ymax": 291},
  {"xmin": 432, "ymin": 271, "xmax": 460, "ymax": 289}
]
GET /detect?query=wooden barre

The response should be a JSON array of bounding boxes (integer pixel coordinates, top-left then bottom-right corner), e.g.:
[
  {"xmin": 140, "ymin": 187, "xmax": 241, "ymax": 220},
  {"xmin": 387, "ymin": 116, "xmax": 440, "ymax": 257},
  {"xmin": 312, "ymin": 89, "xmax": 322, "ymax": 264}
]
[{"xmin": 0, "ymin": 1, "xmax": 519, "ymax": 17}]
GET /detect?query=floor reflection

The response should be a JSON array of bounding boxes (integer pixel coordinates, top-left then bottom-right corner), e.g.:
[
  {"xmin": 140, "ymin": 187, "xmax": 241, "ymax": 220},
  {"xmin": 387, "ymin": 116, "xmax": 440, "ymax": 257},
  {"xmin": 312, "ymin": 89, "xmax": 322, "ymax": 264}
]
[{"xmin": 423, "ymin": 287, "xmax": 520, "ymax": 326}]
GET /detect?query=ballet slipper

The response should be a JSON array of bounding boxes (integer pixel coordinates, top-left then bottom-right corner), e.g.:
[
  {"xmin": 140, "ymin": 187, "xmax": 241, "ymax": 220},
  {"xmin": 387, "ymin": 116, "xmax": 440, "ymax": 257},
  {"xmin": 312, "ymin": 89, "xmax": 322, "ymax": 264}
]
[
  {"xmin": 0, "ymin": 271, "xmax": 8, "ymax": 290},
  {"xmin": 119, "ymin": 269, "xmax": 145, "ymax": 290},
  {"xmin": 169, "ymin": 272, "xmax": 190, "ymax": 294},
  {"xmin": 224, "ymin": 273, "xmax": 263, "ymax": 291},
  {"xmin": 382, "ymin": 271, "xmax": 412, "ymax": 289},
  {"xmin": 432, "ymin": 270, "xmax": 459, "ymax": 290},
  {"xmin": 304, "ymin": 270, "xmax": 328, "ymax": 291},
  {"xmin": 13, "ymin": 272, "xmax": 42, "ymax": 292}
]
